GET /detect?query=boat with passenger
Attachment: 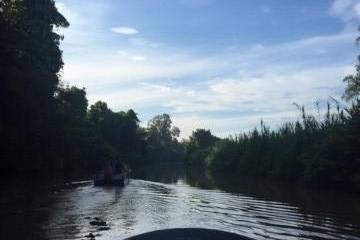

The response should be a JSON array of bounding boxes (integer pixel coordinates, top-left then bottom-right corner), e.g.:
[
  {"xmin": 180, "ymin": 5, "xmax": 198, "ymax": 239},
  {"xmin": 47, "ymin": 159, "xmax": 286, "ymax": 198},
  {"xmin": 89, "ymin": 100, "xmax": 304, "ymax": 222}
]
[{"xmin": 94, "ymin": 161, "xmax": 130, "ymax": 186}]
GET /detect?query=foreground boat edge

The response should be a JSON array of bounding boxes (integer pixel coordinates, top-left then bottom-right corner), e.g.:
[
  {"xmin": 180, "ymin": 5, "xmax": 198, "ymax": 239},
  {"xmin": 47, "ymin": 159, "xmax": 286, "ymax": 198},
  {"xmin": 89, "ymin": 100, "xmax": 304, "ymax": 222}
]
[{"xmin": 123, "ymin": 228, "xmax": 254, "ymax": 240}]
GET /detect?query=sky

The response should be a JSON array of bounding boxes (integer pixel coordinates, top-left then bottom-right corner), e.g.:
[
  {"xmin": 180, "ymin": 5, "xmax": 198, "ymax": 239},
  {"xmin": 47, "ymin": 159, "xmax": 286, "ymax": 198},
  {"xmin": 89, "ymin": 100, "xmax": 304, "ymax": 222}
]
[{"xmin": 55, "ymin": 0, "xmax": 360, "ymax": 138}]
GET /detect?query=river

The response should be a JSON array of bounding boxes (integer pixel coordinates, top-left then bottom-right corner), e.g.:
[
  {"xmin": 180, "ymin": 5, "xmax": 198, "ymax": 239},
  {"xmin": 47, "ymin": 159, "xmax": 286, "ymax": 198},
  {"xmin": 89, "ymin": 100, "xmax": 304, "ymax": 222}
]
[{"xmin": 1, "ymin": 168, "xmax": 360, "ymax": 240}]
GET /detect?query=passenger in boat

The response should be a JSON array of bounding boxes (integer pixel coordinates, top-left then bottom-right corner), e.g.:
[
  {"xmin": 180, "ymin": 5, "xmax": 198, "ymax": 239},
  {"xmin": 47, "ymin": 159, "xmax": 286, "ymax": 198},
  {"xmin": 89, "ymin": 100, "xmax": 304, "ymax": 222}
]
[
  {"xmin": 114, "ymin": 161, "xmax": 123, "ymax": 175},
  {"xmin": 103, "ymin": 162, "xmax": 113, "ymax": 184}
]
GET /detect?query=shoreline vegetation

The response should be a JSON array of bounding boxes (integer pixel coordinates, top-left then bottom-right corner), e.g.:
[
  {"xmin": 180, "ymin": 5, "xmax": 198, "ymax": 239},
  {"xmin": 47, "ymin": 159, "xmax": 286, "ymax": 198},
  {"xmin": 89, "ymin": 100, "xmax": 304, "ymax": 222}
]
[
  {"xmin": 185, "ymin": 99, "xmax": 360, "ymax": 190},
  {"xmin": 1, "ymin": 1, "xmax": 359, "ymax": 191}
]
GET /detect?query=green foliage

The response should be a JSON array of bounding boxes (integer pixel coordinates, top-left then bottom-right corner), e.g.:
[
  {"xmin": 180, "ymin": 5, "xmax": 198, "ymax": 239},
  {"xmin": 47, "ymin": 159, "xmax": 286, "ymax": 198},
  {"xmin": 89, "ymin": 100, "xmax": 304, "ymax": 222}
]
[
  {"xmin": 145, "ymin": 114, "xmax": 185, "ymax": 164},
  {"xmin": 205, "ymin": 140, "xmax": 238, "ymax": 171},
  {"xmin": 87, "ymin": 101, "xmax": 146, "ymax": 169},
  {"xmin": 147, "ymin": 113, "xmax": 179, "ymax": 148},
  {"xmin": 343, "ymin": 28, "xmax": 360, "ymax": 102},
  {"xmin": 0, "ymin": 0, "xmax": 69, "ymax": 172},
  {"xmin": 188, "ymin": 103, "xmax": 360, "ymax": 190},
  {"xmin": 343, "ymin": 57, "xmax": 360, "ymax": 102},
  {"xmin": 56, "ymin": 86, "xmax": 88, "ymax": 121},
  {"xmin": 185, "ymin": 129, "xmax": 219, "ymax": 167}
]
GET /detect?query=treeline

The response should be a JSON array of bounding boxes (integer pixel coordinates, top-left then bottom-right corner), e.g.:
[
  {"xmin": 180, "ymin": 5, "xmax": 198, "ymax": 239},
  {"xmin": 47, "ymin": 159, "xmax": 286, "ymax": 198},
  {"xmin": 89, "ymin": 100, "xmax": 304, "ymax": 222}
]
[
  {"xmin": 0, "ymin": 0, "xmax": 183, "ymax": 175},
  {"xmin": 185, "ymin": 58, "xmax": 360, "ymax": 190},
  {"xmin": 53, "ymin": 93, "xmax": 183, "ymax": 171}
]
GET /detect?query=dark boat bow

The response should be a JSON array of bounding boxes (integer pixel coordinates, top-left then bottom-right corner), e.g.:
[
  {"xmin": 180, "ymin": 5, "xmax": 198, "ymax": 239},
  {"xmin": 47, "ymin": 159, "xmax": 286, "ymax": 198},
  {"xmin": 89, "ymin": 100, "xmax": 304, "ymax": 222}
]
[{"xmin": 123, "ymin": 228, "xmax": 254, "ymax": 240}]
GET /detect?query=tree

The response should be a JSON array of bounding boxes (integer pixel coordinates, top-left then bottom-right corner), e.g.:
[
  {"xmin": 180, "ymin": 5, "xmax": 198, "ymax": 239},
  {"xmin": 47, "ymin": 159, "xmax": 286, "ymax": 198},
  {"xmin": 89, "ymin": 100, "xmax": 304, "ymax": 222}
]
[
  {"xmin": 143, "ymin": 114, "xmax": 184, "ymax": 164},
  {"xmin": 343, "ymin": 29, "xmax": 360, "ymax": 102},
  {"xmin": 147, "ymin": 114, "xmax": 180, "ymax": 148},
  {"xmin": 88, "ymin": 101, "xmax": 111, "ymax": 127},
  {"xmin": 54, "ymin": 86, "xmax": 94, "ymax": 170},
  {"xmin": 0, "ymin": 0, "xmax": 69, "ymax": 172},
  {"xmin": 189, "ymin": 129, "xmax": 219, "ymax": 148},
  {"xmin": 343, "ymin": 57, "xmax": 360, "ymax": 102},
  {"xmin": 87, "ymin": 102, "xmax": 146, "ymax": 168},
  {"xmin": 186, "ymin": 129, "xmax": 219, "ymax": 167},
  {"xmin": 56, "ymin": 86, "xmax": 88, "ymax": 121}
]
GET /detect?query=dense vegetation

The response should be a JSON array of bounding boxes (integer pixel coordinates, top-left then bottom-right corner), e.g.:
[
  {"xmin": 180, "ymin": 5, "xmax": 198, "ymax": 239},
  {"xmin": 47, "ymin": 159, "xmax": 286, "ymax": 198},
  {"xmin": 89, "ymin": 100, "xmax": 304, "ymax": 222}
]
[
  {"xmin": 186, "ymin": 58, "xmax": 360, "ymax": 190},
  {"xmin": 0, "ymin": 0, "xmax": 183, "ymax": 175}
]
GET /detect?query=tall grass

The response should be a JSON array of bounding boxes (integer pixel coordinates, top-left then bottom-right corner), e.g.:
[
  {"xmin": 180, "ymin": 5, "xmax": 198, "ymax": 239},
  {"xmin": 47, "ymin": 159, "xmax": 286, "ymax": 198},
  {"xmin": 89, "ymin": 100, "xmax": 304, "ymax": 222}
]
[{"xmin": 203, "ymin": 100, "xmax": 360, "ymax": 190}]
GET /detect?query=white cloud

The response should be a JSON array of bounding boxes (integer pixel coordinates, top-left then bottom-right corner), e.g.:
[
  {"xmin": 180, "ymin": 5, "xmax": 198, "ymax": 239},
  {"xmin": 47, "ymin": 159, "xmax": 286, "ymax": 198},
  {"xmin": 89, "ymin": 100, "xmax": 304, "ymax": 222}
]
[
  {"xmin": 208, "ymin": 65, "xmax": 352, "ymax": 112},
  {"xmin": 330, "ymin": 0, "xmax": 360, "ymax": 23},
  {"xmin": 55, "ymin": 2, "xmax": 78, "ymax": 23},
  {"xmin": 111, "ymin": 26, "xmax": 139, "ymax": 35},
  {"xmin": 117, "ymin": 50, "xmax": 129, "ymax": 56},
  {"xmin": 129, "ymin": 37, "xmax": 163, "ymax": 48},
  {"xmin": 84, "ymin": 62, "xmax": 352, "ymax": 138},
  {"xmin": 117, "ymin": 51, "xmax": 146, "ymax": 61},
  {"xmin": 62, "ymin": 52, "xmax": 217, "ymax": 87},
  {"xmin": 55, "ymin": 1, "xmax": 110, "ymax": 50},
  {"xmin": 140, "ymin": 82, "xmax": 172, "ymax": 93},
  {"xmin": 241, "ymin": 31, "xmax": 356, "ymax": 61},
  {"xmin": 172, "ymin": 111, "xmax": 302, "ymax": 138},
  {"xmin": 131, "ymin": 55, "xmax": 146, "ymax": 61}
]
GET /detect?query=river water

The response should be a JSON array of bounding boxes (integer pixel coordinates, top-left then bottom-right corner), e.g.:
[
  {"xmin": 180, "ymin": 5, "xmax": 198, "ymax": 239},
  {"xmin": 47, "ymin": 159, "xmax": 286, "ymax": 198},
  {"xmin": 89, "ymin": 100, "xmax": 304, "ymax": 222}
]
[{"xmin": 1, "ymin": 169, "xmax": 360, "ymax": 240}]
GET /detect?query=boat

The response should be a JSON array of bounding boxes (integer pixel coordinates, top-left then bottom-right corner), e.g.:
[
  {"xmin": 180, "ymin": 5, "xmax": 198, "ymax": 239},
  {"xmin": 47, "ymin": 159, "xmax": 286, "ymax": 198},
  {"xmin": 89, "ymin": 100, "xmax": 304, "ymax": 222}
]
[
  {"xmin": 123, "ymin": 228, "xmax": 254, "ymax": 240},
  {"xmin": 94, "ymin": 160, "xmax": 130, "ymax": 186},
  {"xmin": 93, "ymin": 172, "xmax": 129, "ymax": 186}
]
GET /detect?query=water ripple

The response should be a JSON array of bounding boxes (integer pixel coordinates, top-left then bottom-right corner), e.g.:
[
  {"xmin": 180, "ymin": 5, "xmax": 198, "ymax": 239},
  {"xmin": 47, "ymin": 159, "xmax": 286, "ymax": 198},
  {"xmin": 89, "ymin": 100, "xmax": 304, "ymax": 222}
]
[{"xmin": 3, "ymin": 179, "xmax": 359, "ymax": 240}]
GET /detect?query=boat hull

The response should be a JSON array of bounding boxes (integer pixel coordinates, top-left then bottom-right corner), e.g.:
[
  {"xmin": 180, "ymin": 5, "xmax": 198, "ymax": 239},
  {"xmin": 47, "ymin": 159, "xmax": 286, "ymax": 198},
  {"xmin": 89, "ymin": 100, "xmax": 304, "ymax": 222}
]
[
  {"xmin": 94, "ymin": 174, "xmax": 129, "ymax": 186},
  {"xmin": 123, "ymin": 228, "xmax": 253, "ymax": 240}
]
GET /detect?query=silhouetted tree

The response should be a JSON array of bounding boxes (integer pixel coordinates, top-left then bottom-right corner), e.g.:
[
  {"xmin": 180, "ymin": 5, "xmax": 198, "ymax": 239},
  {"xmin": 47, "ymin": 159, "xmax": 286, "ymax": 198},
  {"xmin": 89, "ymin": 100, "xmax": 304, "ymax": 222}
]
[
  {"xmin": 145, "ymin": 114, "xmax": 184, "ymax": 164},
  {"xmin": 0, "ymin": 0, "xmax": 69, "ymax": 172},
  {"xmin": 343, "ymin": 28, "xmax": 360, "ymax": 102},
  {"xmin": 343, "ymin": 58, "xmax": 360, "ymax": 102},
  {"xmin": 186, "ymin": 129, "xmax": 219, "ymax": 167},
  {"xmin": 147, "ymin": 114, "xmax": 179, "ymax": 148}
]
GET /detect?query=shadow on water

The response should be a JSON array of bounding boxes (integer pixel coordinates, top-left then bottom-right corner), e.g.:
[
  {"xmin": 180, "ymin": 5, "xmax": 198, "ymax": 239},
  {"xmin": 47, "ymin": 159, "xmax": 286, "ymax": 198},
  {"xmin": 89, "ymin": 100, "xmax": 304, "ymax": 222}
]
[
  {"xmin": 136, "ymin": 163, "xmax": 360, "ymax": 238},
  {"xmin": 0, "ymin": 173, "xmax": 91, "ymax": 240},
  {"xmin": 185, "ymin": 167, "xmax": 360, "ymax": 230},
  {"xmin": 136, "ymin": 162, "xmax": 360, "ymax": 218},
  {"xmin": 132, "ymin": 162, "xmax": 186, "ymax": 184}
]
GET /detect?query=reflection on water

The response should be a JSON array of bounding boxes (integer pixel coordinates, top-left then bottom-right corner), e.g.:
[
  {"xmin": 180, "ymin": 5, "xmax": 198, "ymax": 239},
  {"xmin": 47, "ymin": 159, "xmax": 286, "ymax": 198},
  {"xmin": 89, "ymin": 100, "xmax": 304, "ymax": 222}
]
[{"xmin": 1, "ymin": 166, "xmax": 360, "ymax": 240}]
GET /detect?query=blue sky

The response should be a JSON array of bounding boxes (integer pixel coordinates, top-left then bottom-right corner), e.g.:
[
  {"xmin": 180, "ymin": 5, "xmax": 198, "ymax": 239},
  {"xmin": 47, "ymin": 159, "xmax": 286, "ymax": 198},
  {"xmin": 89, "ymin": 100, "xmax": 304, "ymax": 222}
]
[{"xmin": 55, "ymin": 0, "xmax": 360, "ymax": 138}]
